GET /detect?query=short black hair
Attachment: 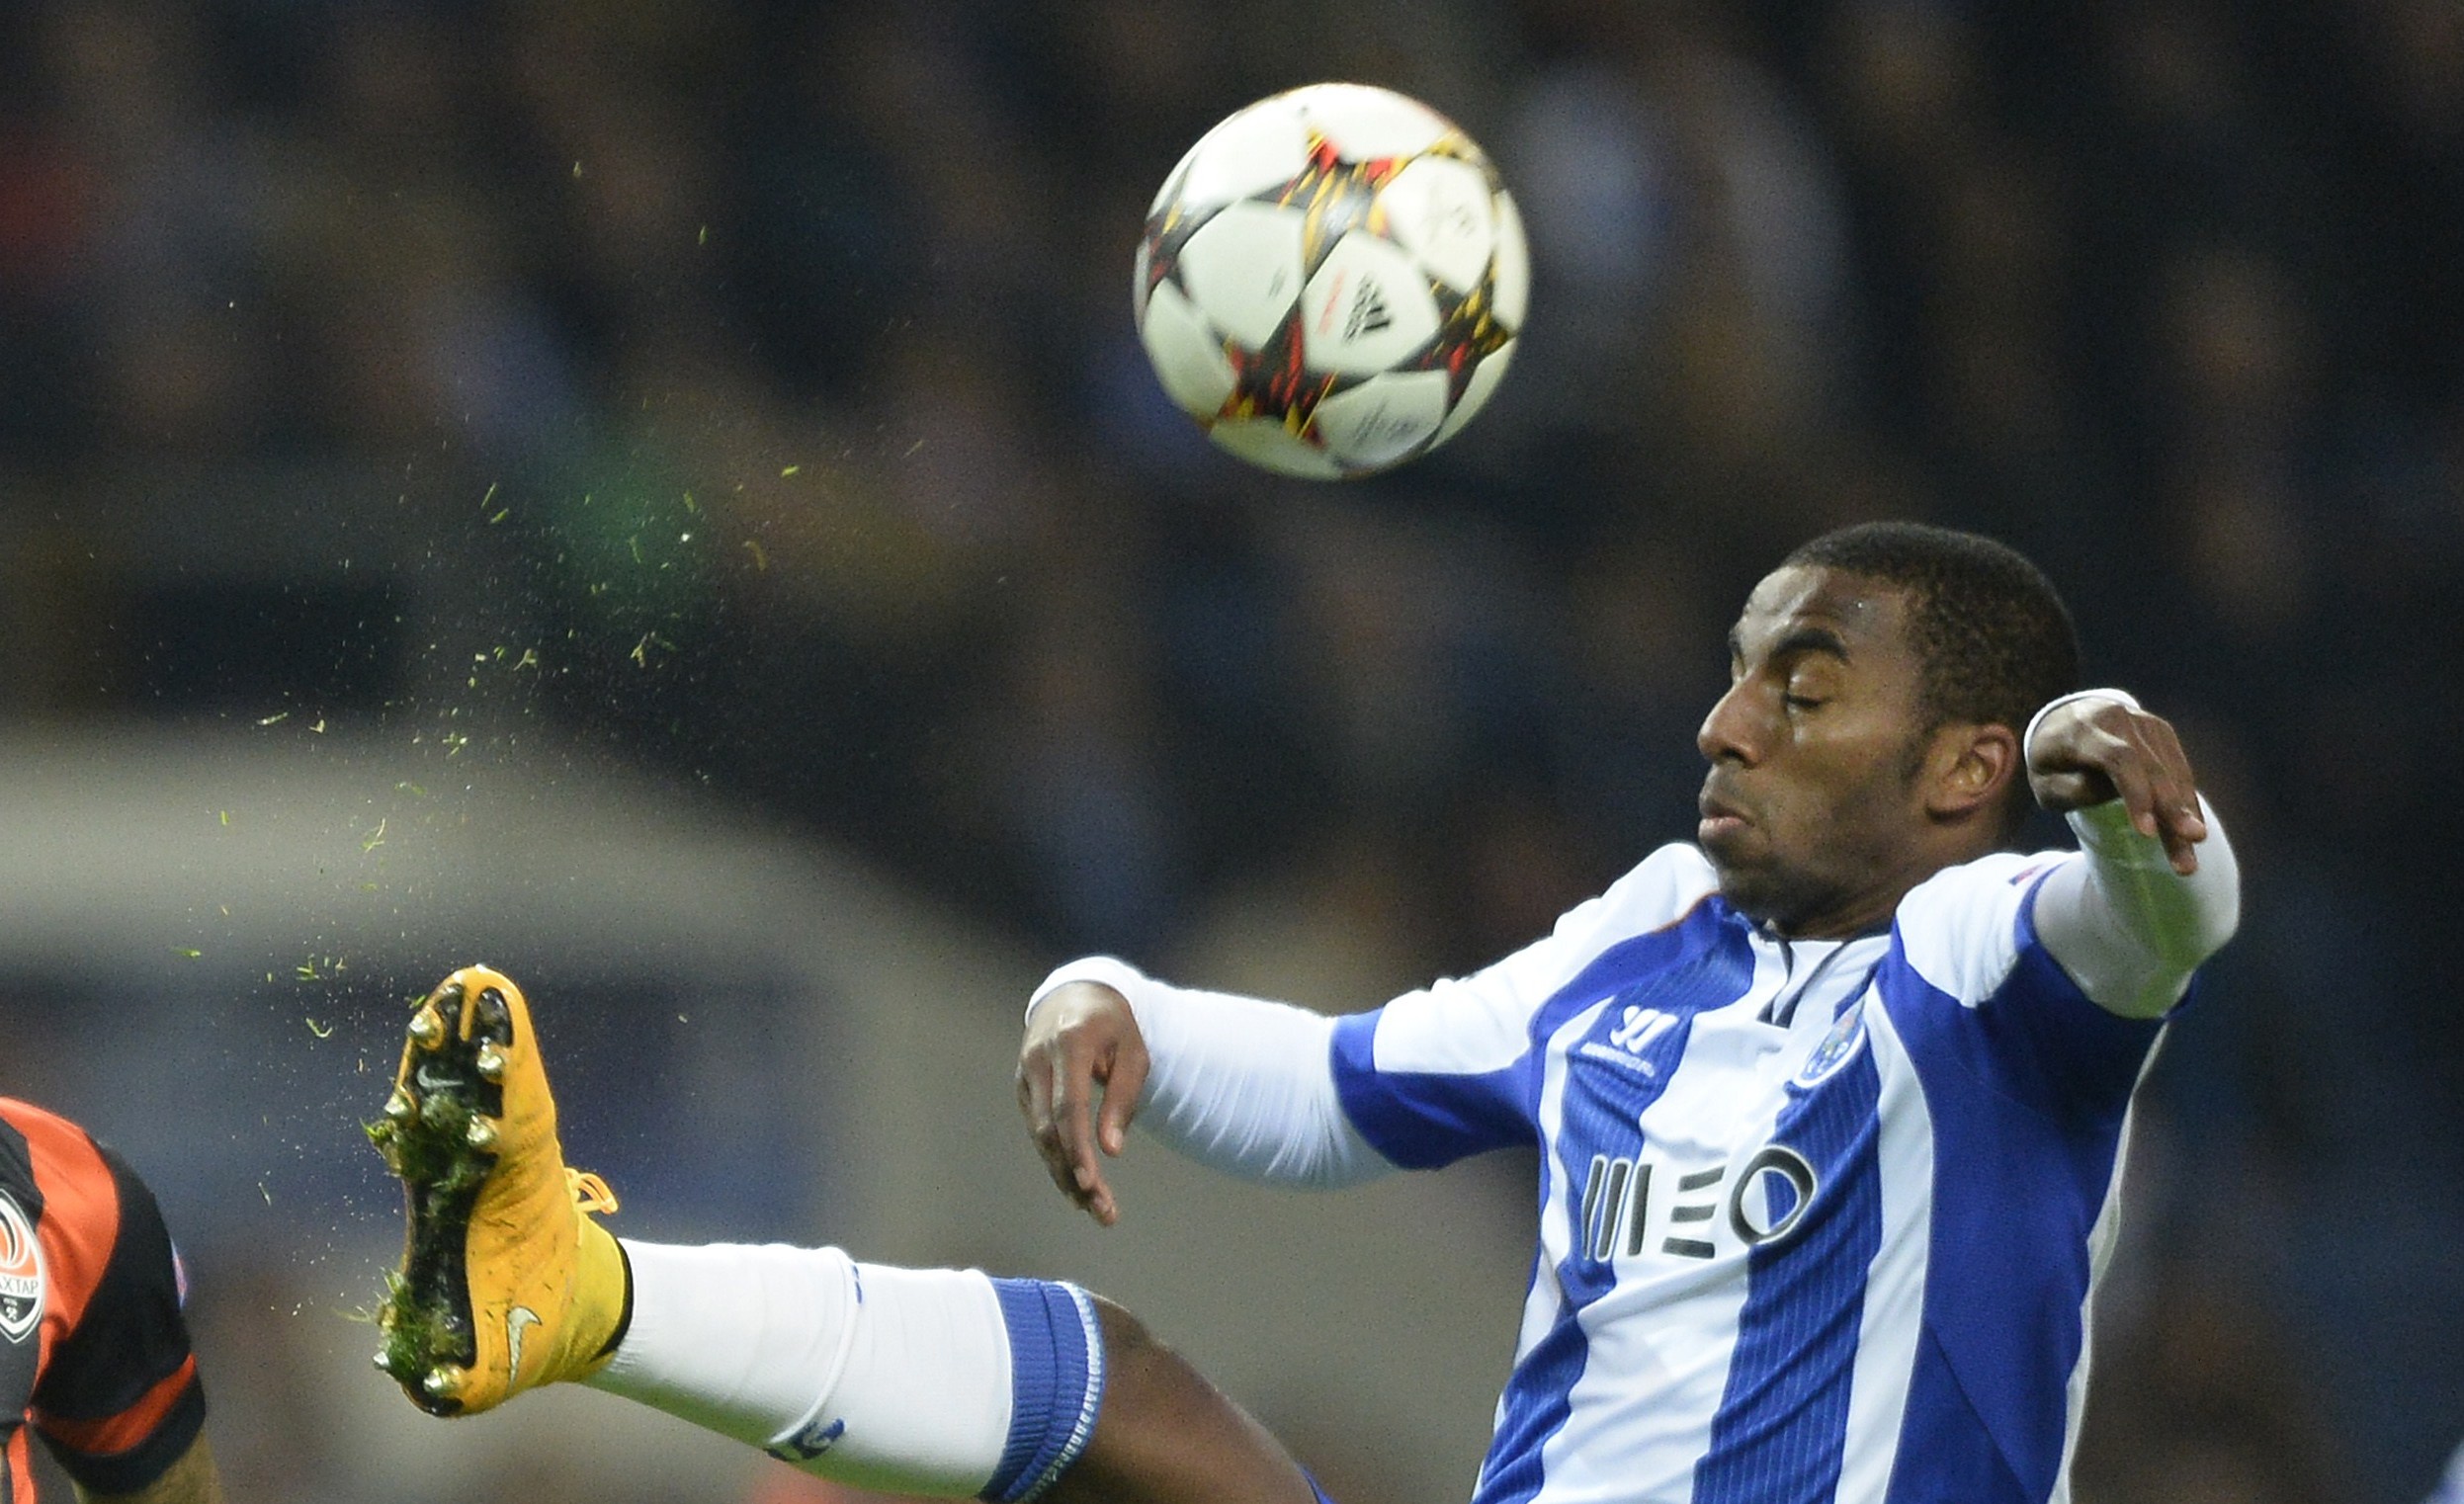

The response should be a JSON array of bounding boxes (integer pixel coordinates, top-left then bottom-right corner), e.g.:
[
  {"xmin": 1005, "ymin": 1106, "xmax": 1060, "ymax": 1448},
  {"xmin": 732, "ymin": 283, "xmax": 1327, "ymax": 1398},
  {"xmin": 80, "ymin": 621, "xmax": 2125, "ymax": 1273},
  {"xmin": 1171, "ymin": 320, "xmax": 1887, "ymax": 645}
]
[{"xmin": 1784, "ymin": 519, "xmax": 2081, "ymax": 753}]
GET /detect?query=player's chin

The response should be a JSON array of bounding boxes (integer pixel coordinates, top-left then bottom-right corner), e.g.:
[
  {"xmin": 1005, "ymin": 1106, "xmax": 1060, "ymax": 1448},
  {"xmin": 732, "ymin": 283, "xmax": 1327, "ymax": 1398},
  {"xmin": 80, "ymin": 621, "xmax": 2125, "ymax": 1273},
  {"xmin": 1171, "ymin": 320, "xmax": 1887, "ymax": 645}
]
[
  {"xmin": 1698, "ymin": 815, "xmax": 1762, "ymax": 872},
  {"xmin": 1706, "ymin": 847, "xmax": 1794, "ymax": 925}
]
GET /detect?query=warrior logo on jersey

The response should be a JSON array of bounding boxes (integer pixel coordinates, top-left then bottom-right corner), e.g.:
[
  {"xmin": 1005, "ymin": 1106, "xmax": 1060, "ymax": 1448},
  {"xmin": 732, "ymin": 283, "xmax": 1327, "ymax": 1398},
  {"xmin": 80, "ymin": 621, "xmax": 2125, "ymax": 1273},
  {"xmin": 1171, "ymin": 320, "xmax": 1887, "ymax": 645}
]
[
  {"xmin": 1577, "ymin": 1003, "xmax": 1681, "ymax": 1077},
  {"xmin": 0, "ymin": 1191, "xmax": 42, "ymax": 1343}
]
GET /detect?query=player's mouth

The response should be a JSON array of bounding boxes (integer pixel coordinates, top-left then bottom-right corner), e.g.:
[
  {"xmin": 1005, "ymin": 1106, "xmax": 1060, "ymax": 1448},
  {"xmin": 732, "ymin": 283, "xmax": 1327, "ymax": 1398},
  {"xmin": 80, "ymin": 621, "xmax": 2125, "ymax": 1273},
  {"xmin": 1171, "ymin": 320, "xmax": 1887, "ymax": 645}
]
[{"xmin": 1697, "ymin": 789, "xmax": 1754, "ymax": 849}]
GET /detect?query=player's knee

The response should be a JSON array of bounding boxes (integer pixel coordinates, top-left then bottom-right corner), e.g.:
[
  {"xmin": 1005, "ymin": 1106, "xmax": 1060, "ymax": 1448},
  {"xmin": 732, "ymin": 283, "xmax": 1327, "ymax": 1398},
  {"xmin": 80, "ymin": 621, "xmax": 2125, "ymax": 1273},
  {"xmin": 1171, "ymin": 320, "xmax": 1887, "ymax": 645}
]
[
  {"xmin": 1083, "ymin": 1293, "xmax": 1188, "ymax": 1403},
  {"xmin": 1086, "ymin": 1293, "xmax": 1158, "ymax": 1364}
]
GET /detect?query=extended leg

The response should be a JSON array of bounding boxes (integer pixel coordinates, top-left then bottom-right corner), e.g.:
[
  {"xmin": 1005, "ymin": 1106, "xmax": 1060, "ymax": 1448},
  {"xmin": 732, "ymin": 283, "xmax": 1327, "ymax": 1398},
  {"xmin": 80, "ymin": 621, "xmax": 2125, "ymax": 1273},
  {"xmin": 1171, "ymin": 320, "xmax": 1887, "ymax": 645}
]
[
  {"xmin": 593, "ymin": 1240, "xmax": 1319, "ymax": 1504},
  {"xmin": 374, "ymin": 966, "xmax": 1320, "ymax": 1504}
]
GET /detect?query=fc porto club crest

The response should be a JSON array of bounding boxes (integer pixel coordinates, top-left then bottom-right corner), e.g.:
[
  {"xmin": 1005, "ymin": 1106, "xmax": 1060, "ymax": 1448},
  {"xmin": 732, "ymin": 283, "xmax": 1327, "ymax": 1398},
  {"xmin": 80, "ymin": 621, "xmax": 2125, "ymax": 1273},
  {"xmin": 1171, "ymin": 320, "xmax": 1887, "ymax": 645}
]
[
  {"xmin": 0, "ymin": 1191, "xmax": 42, "ymax": 1343},
  {"xmin": 1793, "ymin": 999, "xmax": 1870, "ymax": 1089}
]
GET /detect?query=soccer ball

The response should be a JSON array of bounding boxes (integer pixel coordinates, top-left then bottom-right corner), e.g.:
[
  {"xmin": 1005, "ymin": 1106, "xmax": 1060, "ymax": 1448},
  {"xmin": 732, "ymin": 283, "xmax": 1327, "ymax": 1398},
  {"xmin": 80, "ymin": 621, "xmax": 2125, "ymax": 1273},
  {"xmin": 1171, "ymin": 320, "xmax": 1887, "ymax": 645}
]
[{"xmin": 1135, "ymin": 83, "xmax": 1529, "ymax": 479}]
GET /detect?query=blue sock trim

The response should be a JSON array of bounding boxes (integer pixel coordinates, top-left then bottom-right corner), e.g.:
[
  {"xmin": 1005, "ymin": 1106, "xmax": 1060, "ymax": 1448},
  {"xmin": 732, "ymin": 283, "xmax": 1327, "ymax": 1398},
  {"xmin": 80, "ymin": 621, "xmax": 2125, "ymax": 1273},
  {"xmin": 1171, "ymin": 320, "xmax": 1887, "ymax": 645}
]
[{"xmin": 982, "ymin": 1279, "xmax": 1106, "ymax": 1504}]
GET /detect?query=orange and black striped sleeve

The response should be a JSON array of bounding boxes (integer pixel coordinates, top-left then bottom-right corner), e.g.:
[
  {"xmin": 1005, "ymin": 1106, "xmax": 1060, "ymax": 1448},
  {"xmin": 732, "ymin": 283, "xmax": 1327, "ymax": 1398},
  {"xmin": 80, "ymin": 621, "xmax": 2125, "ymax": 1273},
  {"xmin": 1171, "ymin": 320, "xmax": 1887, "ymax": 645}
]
[{"xmin": 1, "ymin": 1102, "xmax": 205, "ymax": 1497}]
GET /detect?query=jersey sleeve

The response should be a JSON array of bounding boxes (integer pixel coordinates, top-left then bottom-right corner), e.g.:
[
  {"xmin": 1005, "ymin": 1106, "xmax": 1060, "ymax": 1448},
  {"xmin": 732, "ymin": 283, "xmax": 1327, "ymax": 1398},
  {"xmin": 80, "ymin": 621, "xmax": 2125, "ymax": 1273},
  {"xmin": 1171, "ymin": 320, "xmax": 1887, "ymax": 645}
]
[
  {"xmin": 20, "ymin": 1122, "xmax": 205, "ymax": 1498},
  {"xmin": 1333, "ymin": 844, "xmax": 1718, "ymax": 1168},
  {"xmin": 1031, "ymin": 960, "xmax": 1389, "ymax": 1190},
  {"xmin": 2031, "ymin": 794, "xmax": 2239, "ymax": 1019},
  {"xmin": 1885, "ymin": 852, "xmax": 2175, "ymax": 1124}
]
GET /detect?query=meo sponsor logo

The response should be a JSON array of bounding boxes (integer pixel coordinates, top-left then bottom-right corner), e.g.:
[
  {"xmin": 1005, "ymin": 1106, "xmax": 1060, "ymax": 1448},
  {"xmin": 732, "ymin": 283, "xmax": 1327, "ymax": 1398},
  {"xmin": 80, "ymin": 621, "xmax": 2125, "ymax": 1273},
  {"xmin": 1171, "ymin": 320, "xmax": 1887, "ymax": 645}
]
[
  {"xmin": 0, "ymin": 1191, "xmax": 42, "ymax": 1343},
  {"xmin": 1577, "ymin": 1143, "xmax": 1820, "ymax": 1265}
]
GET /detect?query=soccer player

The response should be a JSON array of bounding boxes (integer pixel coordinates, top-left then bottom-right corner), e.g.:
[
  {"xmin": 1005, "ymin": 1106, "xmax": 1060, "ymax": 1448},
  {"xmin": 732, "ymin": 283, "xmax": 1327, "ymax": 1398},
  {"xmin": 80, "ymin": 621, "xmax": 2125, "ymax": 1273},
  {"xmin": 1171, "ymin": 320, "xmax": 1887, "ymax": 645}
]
[
  {"xmin": 376, "ymin": 522, "xmax": 2237, "ymax": 1504},
  {"xmin": 0, "ymin": 1100, "xmax": 221, "ymax": 1503},
  {"xmin": 1019, "ymin": 522, "xmax": 2238, "ymax": 1500}
]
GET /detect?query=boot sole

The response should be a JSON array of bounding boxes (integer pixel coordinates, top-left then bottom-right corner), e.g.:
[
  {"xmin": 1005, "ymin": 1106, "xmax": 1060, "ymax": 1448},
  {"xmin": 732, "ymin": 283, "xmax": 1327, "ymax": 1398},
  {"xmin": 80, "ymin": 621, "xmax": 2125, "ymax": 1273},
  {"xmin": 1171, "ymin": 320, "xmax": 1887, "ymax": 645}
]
[{"xmin": 369, "ymin": 974, "xmax": 515, "ymax": 1416}]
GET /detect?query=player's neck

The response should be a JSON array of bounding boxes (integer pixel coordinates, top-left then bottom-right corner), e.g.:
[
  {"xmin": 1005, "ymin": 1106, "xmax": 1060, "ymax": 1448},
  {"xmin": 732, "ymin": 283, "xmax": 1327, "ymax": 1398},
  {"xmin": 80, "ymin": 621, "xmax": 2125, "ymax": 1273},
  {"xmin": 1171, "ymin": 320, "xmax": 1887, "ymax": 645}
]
[
  {"xmin": 1771, "ymin": 837, "xmax": 1991, "ymax": 940},
  {"xmin": 1773, "ymin": 895, "xmax": 1902, "ymax": 942}
]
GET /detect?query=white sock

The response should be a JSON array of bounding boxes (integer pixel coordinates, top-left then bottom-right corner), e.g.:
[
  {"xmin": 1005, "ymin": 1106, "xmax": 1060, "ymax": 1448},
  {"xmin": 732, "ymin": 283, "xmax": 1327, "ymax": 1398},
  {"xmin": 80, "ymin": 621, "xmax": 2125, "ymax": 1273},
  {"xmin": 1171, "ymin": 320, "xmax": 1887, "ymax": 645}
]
[{"xmin": 587, "ymin": 1242, "xmax": 1103, "ymax": 1501}]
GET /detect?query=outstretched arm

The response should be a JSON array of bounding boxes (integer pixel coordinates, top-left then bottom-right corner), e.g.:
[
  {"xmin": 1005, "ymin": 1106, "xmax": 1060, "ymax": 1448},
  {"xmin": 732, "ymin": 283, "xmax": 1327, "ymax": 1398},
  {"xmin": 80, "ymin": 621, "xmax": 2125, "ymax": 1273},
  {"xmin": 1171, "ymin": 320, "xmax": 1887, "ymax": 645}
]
[
  {"xmin": 1018, "ymin": 848, "xmax": 1718, "ymax": 1221},
  {"xmin": 1018, "ymin": 961, "xmax": 1386, "ymax": 1226},
  {"xmin": 2026, "ymin": 690, "xmax": 2242, "ymax": 1019}
]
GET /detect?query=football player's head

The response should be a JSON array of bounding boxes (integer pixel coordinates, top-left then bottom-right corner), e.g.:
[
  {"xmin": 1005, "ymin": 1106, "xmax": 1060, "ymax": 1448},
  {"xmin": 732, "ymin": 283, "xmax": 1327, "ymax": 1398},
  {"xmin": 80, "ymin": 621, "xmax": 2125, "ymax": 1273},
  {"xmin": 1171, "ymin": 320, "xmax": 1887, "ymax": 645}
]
[{"xmin": 1696, "ymin": 522, "xmax": 2080, "ymax": 937}]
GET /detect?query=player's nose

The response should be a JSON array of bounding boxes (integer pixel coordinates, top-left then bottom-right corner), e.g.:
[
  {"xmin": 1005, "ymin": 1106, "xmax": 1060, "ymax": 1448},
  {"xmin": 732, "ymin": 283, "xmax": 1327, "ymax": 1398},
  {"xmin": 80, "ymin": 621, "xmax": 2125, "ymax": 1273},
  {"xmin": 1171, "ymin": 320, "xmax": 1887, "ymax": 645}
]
[{"xmin": 1697, "ymin": 680, "xmax": 1764, "ymax": 766}]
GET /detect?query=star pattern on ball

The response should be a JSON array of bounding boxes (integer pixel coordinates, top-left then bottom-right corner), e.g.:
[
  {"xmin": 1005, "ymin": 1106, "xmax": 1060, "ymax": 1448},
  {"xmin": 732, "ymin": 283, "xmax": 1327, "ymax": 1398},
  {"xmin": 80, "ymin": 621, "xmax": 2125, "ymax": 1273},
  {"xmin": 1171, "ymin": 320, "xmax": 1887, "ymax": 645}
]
[{"xmin": 1135, "ymin": 85, "xmax": 1526, "ymax": 477}]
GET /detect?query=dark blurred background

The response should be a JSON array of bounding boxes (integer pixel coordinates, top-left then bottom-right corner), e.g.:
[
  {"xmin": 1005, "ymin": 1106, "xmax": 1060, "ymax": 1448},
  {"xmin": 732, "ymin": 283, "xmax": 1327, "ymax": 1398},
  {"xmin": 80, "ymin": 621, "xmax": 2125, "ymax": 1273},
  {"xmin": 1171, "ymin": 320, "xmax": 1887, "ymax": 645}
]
[{"xmin": 1, "ymin": 1, "xmax": 2459, "ymax": 1501}]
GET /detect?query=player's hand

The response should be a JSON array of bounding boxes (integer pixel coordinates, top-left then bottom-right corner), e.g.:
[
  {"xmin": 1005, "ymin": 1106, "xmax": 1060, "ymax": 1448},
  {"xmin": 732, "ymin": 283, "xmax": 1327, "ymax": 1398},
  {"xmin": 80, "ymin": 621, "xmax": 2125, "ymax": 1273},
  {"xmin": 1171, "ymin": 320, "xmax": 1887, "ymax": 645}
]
[
  {"xmin": 1016, "ymin": 981, "xmax": 1149, "ymax": 1226},
  {"xmin": 2027, "ymin": 696, "xmax": 2210, "ymax": 875}
]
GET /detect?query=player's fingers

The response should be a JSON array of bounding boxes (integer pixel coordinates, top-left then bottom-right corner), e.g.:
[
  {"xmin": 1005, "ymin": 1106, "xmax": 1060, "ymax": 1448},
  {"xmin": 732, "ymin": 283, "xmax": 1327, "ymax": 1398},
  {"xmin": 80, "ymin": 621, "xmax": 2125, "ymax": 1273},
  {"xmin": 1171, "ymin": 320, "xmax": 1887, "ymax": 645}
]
[
  {"xmin": 1054, "ymin": 1042, "xmax": 1115, "ymax": 1203},
  {"xmin": 2090, "ymin": 711, "xmax": 2187, "ymax": 840},
  {"xmin": 2153, "ymin": 801, "xmax": 2206, "ymax": 874},
  {"xmin": 1016, "ymin": 984, "xmax": 1141, "ymax": 1223},
  {"xmin": 2126, "ymin": 719, "xmax": 2207, "ymax": 871},
  {"xmin": 1083, "ymin": 1160, "xmax": 1120, "ymax": 1225},
  {"xmin": 2151, "ymin": 803, "xmax": 2201, "ymax": 874},
  {"xmin": 1069, "ymin": 1057, "xmax": 1122, "ymax": 1226},
  {"xmin": 2095, "ymin": 738, "xmax": 2163, "ymax": 838},
  {"xmin": 1098, "ymin": 1042, "xmax": 1149, "ymax": 1159},
  {"xmin": 1023, "ymin": 1043, "xmax": 1099, "ymax": 1211},
  {"xmin": 1017, "ymin": 1042, "xmax": 1059, "ymax": 1141},
  {"xmin": 1015, "ymin": 1051, "xmax": 1049, "ymax": 1130},
  {"xmin": 2144, "ymin": 719, "xmax": 2207, "ymax": 833}
]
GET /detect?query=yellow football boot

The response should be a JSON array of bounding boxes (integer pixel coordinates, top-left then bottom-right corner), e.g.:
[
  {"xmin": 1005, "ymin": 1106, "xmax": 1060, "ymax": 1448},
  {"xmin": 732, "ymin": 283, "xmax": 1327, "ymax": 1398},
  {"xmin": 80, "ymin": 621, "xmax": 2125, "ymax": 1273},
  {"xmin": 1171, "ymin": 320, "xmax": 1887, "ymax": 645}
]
[{"xmin": 370, "ymin": 965, "xmax": 629, "ymax": 1416}]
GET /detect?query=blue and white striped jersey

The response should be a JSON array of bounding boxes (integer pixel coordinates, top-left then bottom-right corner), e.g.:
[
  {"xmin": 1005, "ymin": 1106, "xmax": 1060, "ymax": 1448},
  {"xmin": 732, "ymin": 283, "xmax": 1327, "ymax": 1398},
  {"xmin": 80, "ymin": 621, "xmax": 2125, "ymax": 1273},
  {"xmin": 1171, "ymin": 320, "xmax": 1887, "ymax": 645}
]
[{"xmin": 1328, "ymin": 840, "xmax": 2174, "ymax": 1504}]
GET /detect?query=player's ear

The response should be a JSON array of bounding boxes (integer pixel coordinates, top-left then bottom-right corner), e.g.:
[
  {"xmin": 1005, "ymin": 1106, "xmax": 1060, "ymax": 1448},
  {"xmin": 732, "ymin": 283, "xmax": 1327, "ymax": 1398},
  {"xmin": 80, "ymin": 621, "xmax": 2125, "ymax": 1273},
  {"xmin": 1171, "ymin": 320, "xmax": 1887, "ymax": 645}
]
[{"xmin": 1922, "ymin": 721, "xmax": 2018, "ymax": 822}]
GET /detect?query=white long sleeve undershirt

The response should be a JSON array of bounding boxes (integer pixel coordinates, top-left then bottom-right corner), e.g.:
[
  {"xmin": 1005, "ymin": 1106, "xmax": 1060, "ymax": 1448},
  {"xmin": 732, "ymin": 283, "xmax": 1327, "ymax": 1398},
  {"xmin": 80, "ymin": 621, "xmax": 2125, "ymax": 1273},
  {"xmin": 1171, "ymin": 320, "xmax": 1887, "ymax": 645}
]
[
  {"xmin": 1028, "ymin": 956, "xmax": 1388, "ymax": 1190},
  {"xmin": 2025, "ymin": 688, "xmax": 2242, "ymax": 1020},
  {"xmin": 2031, "ymin": 794, "xmax": 2238, "ymax": 1018}
]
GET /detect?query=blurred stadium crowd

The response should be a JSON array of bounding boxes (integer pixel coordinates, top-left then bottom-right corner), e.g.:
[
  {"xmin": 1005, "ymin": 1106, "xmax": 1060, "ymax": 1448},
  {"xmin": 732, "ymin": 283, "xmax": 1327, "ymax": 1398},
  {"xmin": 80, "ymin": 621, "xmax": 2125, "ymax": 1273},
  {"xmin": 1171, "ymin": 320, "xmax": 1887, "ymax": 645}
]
[{"xmin": 2, "ymin": 1, "xmax": 2461, "ymax": 1500}]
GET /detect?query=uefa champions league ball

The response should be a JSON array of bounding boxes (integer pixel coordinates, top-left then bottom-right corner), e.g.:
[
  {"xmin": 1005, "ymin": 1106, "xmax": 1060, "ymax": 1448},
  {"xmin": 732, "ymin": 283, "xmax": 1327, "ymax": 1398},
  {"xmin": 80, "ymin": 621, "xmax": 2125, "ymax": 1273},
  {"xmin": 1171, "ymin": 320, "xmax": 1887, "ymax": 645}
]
[{"xmin": 1135, "ymin": 83, "xmax": 1529, "ymax": 479}]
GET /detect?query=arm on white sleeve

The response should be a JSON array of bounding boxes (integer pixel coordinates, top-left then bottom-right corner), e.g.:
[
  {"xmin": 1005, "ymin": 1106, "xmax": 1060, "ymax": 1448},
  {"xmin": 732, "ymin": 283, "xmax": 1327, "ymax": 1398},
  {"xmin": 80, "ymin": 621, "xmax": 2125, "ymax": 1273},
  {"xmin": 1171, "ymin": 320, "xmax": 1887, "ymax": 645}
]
[
  {"xmin": 2022, "ymin": 689, "xmax": 2241, "ymax": 1019},
  {"xmin": 1031, "ymin": 959, "xmax": 1392, "ymax": 1189},
  {"xmin": 2031, "ymin": 794, "xmax": 2241, "ymax": 1020}
]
